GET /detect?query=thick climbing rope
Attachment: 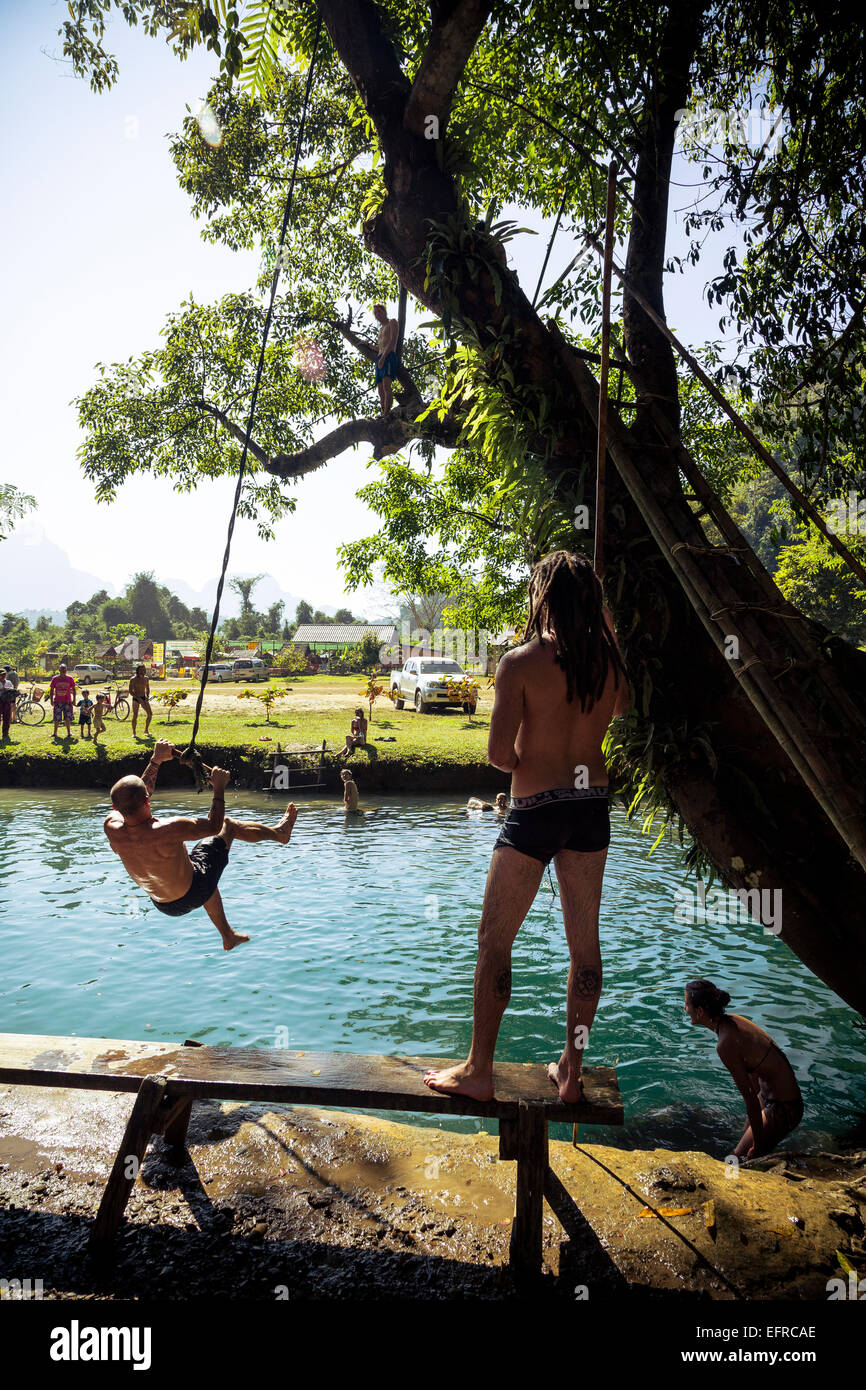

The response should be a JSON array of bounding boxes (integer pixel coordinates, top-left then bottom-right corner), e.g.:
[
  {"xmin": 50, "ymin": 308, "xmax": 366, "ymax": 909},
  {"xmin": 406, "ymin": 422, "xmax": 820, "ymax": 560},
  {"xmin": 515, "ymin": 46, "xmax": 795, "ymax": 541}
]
[{"xmin": 179, "ymin": 12, "xmax": 324, "ymax": 789}]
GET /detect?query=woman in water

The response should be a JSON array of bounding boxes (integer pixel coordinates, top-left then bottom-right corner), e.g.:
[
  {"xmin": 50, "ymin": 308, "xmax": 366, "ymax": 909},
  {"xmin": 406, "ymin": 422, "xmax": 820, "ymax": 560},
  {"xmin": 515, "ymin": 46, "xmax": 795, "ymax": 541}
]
[{"xmin": 685, "ymin": 979, "xmax": 803, "ymax": 1158}]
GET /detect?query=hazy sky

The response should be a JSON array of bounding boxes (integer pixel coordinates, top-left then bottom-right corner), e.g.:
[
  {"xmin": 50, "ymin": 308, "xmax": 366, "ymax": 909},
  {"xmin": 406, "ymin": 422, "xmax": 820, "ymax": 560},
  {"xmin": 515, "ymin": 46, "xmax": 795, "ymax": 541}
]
[{"xmin": 2, "ymin": 2, "xmax": 725, "ymax": 612}]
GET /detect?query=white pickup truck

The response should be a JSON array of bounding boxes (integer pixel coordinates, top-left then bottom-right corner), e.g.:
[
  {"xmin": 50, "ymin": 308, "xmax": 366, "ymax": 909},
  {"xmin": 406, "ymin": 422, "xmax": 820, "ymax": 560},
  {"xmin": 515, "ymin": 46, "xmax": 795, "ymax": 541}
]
[{"xmin": 391, "ymin": 657, "xmax": 476, "ymax": 714}]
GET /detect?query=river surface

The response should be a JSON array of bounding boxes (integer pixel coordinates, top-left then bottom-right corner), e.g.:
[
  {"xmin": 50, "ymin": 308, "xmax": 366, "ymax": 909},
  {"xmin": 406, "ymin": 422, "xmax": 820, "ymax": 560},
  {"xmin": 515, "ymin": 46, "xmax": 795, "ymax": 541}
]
[{"xmin": 1, "ymin": 789, "xmax": 863, "ymax": 1153}]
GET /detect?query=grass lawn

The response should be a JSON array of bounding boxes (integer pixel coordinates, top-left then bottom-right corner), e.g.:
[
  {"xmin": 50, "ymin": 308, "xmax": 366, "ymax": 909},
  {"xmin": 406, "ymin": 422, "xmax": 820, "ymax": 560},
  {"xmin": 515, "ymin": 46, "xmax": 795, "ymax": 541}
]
[{"xmin": 0, "ymin": 675, "xmax": 494, "ymax": 776}]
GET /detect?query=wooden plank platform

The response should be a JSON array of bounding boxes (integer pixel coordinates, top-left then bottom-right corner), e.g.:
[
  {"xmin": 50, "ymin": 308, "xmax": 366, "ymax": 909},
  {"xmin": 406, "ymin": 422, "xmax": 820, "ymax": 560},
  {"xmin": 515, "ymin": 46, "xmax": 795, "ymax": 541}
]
[
  {"xmin": 0, "ymin": 1031, "xmax": 623, "ymax": 1279},
  {"xmin": 0, "ymin": 1032, "xmax": 621, "ymax": 1124}
]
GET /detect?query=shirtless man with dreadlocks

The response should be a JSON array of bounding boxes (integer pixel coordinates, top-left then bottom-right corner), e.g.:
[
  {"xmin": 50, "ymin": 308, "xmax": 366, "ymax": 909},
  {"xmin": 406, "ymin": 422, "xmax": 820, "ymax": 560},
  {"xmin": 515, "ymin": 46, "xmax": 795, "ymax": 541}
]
[{"xmin": 425, "ymin": 550, "xmax": 629, "ymax": 1103}]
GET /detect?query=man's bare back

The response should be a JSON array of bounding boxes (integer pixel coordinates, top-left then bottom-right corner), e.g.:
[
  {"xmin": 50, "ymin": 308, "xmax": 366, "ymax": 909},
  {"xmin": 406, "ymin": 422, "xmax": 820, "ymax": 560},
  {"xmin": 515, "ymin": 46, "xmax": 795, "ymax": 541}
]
[
  {"xmin": 105, "ymin": 806, "xmax": 204, "ymax": 902},
  {"xmin": 488, "ymin": 612, "xmax": 628, "ymax": 794}
]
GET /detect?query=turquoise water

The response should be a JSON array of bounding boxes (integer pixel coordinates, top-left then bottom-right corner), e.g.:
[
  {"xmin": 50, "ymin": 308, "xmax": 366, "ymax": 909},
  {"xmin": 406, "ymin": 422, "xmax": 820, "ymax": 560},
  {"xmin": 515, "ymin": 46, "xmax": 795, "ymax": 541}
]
[{"xmin": 1, "ymin": 789, "xmax": 863, "ymax": 1153}]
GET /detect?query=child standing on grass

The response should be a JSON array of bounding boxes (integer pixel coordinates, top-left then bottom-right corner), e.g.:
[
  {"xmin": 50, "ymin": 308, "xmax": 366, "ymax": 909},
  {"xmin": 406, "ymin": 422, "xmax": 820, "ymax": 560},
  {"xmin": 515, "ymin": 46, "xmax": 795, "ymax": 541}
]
[
  {"xmin": 78, "ymin": 690, "xmax": 94, "ymax": 739},
  {"xmin": 93, "ymin": 693, "xmax": 107, "ymax": 744}
]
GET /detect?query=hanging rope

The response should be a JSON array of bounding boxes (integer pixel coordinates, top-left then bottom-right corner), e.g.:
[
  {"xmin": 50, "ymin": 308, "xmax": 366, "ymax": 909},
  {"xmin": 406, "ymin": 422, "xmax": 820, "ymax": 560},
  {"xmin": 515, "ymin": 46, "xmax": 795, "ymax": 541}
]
[
  {"xmin": 178, "ymin": 13, "xmax": 324, "ymax": 789},
  {"xmin": 531, "ymin": 188, "xmax": 568, "ymax": 309},
  {"xmin": 593, "ymin": 161, "xmax": 618, "ymax": 580}
]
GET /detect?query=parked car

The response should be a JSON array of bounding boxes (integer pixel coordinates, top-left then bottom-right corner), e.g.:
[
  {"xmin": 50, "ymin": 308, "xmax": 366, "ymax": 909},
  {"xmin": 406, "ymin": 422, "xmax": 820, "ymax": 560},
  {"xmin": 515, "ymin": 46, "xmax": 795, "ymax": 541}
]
[
  {"xmin": 390, "ymin": 657, "xmax": 475, "ymax": 714},
  {"xmin": 232, "ymin": 658, "xmax": 267, "ymax": 682},
  {"xmin": 206, "ymin": 663, "xmax": 235, "ymax": 683},
  {"xmin": 71, "ymin": 663, "xmax": 113, "ymax": 685}
]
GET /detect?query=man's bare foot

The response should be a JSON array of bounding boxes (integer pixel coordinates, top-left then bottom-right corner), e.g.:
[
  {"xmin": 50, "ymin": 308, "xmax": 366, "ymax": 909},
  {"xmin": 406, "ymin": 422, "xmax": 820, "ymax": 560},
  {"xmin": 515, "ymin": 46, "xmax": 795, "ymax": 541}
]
[
  {"xmin": 275, "ymin": 803, "xmax": 297, "ymax": 844},
  {"xmin": 223, "ymin": 931, "xmax": 250, "ymax": 952},
  {"xmin": 548, "ymin": 1059, "xmax": 584, "ymax": 1104},
  {"xmin": 423, "ymin": 1062, "xmax": 494, "ymax": 1101}
]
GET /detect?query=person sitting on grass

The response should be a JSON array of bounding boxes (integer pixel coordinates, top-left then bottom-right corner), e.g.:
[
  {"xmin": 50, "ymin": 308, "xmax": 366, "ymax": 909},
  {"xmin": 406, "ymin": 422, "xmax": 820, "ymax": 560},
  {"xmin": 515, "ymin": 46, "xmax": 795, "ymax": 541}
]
[
  {"xmin": 77, "ymin": 689, "xmax": 94, "ymax": 740},
  {"xmin": 467, "ymin": 794, "xmax": 509, "ymax": 814},
  {"xmin": 341, "ymin": 767, "xmax": 361, "ymax": 813},
  {"xmin": 104, "ymin": 739, "xmax": 298, "ymax": 952},
  {"xmin": 49, "ymin": 663, "xmax": 76, "ymax": 740},
  {"xmin": 338, "ymin": 707, "xmax": 368, "ymax": 759},
  {"xmin": 92, "ymin": 693, "xmax": 107, "ymax": 744}
]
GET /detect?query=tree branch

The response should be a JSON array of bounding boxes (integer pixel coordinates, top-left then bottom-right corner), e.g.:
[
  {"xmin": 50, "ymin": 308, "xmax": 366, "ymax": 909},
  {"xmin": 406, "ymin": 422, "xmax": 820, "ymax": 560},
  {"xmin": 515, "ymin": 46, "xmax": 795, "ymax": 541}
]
[
  {"xmin": 265, "ymin": 402, "xmax": 461, "ymax": 478},
  {"xmin": 191, "ymin": 399, "xmax": 270, "ymax": 466},
  {"xmin": 317, "ymin": 0, "xmax": 410, "ymax": 139},
  {"xmin": 404, "ymin": 0, "xmax": 492, "ymax": 137}
]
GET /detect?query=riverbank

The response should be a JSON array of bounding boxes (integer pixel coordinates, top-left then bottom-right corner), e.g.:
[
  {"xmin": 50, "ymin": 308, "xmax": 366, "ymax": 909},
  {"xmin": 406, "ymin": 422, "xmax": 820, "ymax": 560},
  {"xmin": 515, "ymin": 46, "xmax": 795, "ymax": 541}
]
[
  {"xmin": 0, "ymin": 743, "xmax": 506, "ymax": 793},
  {"xmin": 0, "ymin": 676, "xmax": 507, "ymax": 792},
  {"xmin": 1, "ymin": 1080, "xmax": 863, "ymax": 1300}
]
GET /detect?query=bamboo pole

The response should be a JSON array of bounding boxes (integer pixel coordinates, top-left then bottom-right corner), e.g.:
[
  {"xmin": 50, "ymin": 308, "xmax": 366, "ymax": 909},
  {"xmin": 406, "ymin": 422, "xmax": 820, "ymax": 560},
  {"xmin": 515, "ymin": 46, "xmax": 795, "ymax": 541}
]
[
  {"xmin": 559, "ymin": 344, "xmax": 866, "ymax": 874},
  {"xmin": 587, "ymin": 237, "xmax": 866, "ymax": 590},
  {"xmin": 594, "ymin": 162, "xmax": 618, "ymax": 581}
]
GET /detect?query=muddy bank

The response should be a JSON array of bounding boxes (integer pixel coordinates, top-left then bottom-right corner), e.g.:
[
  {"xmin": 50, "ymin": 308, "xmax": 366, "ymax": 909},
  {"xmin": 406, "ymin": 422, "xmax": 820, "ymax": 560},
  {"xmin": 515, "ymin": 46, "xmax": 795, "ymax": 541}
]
[
  {"xmin": 0, "ymin": 748, "xmax": 504, "ymax": 795},
  {"xmin": 1, "ymin": 1081, "xmax": 863, "ymax": 1301}
]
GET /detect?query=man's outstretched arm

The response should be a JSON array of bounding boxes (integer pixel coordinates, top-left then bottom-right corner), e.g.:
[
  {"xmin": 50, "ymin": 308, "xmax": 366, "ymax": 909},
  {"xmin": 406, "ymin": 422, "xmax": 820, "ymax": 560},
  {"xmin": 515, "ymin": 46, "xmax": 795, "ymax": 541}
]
[{"xmin": 141, "ymin": 739, "xmax": 175, "ymax": 797}]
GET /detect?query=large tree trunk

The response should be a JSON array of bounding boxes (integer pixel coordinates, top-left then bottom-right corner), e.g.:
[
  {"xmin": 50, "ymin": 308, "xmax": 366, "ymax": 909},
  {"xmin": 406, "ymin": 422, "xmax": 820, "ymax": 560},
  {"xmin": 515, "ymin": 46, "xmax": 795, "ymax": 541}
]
[{"xmin": 318, "ymin": 0, "xmax": 866, "ymax": 1013}]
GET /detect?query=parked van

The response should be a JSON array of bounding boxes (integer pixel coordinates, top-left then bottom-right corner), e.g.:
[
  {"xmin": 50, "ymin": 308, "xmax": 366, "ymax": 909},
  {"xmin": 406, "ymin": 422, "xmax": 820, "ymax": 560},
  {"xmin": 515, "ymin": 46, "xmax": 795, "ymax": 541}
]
[{"xmin": 232, "ymin": 658, "xmax": 267, "ymax": 682}]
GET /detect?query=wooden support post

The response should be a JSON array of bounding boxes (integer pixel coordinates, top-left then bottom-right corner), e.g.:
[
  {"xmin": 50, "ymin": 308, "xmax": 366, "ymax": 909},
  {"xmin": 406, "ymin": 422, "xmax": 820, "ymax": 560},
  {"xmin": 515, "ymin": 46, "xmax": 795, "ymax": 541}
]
[
  {"xmin": 499, "ymin": 1117, "xmax": 517, "ymax": 1161},
  {"xmin": 89, "ymin": 1074, "xmax": 167, "ymax": 1252},
  {"xmin": 509, "ymin": 1100, "xmax": 549, "ymax": 1279},
  {"xmin": 161, "ymin": 1096, "xmax": 193, "ymax": 1153},
  {"xmin": 161, "ymin": 1038, "xmax": 201, "ymax": 1153}
]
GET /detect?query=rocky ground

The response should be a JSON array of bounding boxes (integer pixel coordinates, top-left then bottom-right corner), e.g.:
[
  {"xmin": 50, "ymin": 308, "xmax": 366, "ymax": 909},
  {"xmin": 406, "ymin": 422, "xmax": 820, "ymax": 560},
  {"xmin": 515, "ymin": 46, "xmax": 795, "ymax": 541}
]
[{"xmin": 1, "ymin": 1083, "xmax": 864, "ymax": 1301}]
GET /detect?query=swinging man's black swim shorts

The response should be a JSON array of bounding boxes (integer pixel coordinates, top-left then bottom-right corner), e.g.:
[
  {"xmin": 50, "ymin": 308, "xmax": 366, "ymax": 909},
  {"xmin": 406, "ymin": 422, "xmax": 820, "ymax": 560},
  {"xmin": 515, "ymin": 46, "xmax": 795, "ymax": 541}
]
[
  {"xmin": 494, "ymin": 786, "xmax": 610, "ymax": 865},
  {"xmin": 150, "ymin": 836, "xmax": 229, "ymax": 917}
]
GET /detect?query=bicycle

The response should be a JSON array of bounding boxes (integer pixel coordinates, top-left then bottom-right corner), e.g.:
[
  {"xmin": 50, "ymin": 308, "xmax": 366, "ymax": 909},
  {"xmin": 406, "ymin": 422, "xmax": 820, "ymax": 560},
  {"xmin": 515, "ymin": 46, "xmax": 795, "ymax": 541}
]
[
  {"xmin": 101, "ymin": 683, "xmax": 131, "ymax": 722},
  {"xmin": 15, "ymin": 686, "xmax": 46, "ymax": 725}
]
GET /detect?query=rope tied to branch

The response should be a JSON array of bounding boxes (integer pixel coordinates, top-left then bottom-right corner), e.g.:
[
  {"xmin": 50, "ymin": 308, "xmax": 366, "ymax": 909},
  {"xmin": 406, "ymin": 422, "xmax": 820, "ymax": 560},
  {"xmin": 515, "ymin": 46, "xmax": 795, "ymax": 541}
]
[{"xmin": 177, "ymin": 14, "xmax": 324, "ymax": 791}]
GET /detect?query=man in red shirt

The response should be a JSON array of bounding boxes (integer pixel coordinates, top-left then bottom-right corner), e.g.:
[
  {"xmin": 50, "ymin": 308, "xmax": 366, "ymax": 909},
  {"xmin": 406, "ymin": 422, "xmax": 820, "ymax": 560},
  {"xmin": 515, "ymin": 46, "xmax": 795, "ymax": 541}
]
[{"xmin": 49, "ymin": 663, "xmax": 76, "ymax": 739}]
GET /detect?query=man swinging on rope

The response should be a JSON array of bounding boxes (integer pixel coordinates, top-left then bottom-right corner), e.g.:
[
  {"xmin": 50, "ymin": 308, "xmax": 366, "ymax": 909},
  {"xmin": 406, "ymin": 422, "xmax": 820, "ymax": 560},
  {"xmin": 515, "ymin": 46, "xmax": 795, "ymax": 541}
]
[
  {"xmin": 425, "ymin": 551, "xmax": 629, "ymax": 1104},
  {"xmin": 105, "ymin": 740, "xmax": 297, "ymax": 950}
]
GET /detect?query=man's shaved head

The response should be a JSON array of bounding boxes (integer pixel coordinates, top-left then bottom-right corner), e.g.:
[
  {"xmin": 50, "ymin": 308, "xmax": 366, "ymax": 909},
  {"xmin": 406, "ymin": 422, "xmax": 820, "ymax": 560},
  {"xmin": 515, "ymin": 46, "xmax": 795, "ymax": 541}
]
[{"xmin": 111, "ymin": 775, "xmax": 149, "ymax": 817}]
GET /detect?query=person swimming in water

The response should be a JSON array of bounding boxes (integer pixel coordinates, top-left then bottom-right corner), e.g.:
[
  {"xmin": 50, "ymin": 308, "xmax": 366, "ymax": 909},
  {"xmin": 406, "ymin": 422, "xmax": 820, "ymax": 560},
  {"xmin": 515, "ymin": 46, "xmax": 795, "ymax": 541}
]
[
  {"xmin": 341, "ymin": 767, "xmax": 361, "ymax": 813},
  {"xmin": 466, "ymin": 794, "xmax": 509, "ymax": 814},
  {"xmin": 684, "ymin": 978, "xmax": 803, "ymax": 1158},
  {"xmin": 104, "ymin": 740, "xmax": 297, "ymax": 951},
  {"xmin": 425, "ymin": 550, "xmax": 629, "ymax": 1104}
]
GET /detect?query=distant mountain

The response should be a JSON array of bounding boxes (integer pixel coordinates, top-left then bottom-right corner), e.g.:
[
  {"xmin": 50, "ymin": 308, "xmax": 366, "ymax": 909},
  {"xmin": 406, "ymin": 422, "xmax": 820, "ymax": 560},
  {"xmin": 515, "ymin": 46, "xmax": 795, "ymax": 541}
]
[
  {"xmin": 162, "ymin": 573, "xmax": 334, "ymax": 620},
  {"xmin": 14, "ymin": 608, "xmax": 67, "ymax": 626},
  {"xmin": 2, "ymin": 531, "xmax": 355, "ymax": 625},
  {"xmin": 1, "ymin": 530, "xmax": 114, "ymax": 614}
]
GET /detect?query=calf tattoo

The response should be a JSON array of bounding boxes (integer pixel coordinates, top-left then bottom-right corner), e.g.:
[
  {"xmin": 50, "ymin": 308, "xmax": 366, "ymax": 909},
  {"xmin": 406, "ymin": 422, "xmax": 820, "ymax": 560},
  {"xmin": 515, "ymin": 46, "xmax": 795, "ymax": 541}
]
[
  {"xmin": 574, "ymin": 967, "xmax": 602, "ymax": 1000},
  {"xmin": 494, "ymin": 968, "xmax": 512, "ymax": 1000}
]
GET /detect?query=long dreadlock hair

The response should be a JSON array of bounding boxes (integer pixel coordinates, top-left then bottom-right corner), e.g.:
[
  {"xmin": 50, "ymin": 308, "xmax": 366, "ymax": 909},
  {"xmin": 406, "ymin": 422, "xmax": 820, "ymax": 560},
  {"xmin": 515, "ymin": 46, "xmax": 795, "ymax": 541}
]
[{"xmin": 523, "ymin": 550, "xmax": 626, "ymax": 710}]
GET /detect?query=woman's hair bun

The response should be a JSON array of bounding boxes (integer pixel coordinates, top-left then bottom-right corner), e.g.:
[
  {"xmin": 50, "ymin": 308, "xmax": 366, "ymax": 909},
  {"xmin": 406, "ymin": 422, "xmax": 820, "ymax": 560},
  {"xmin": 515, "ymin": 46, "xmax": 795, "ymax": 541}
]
[{"xmin": 686, "ymin": 979, "xmax": 730, "ymax": 1017}]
